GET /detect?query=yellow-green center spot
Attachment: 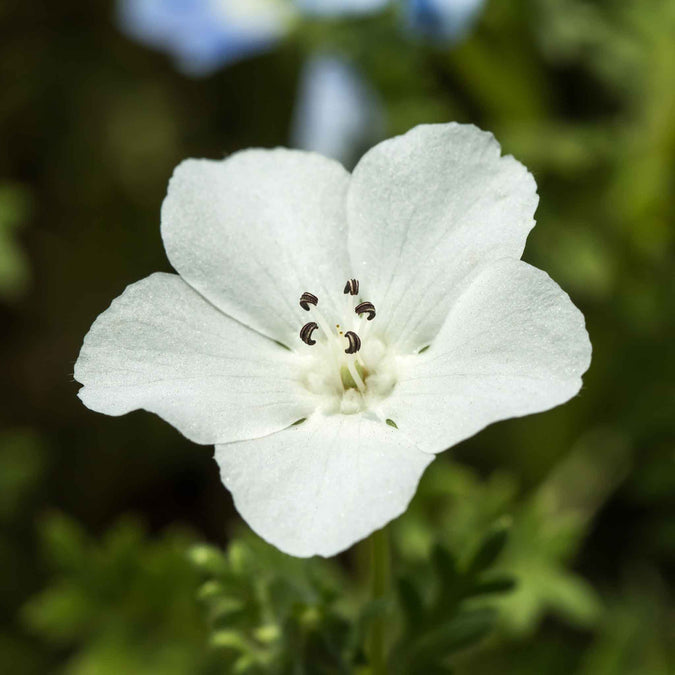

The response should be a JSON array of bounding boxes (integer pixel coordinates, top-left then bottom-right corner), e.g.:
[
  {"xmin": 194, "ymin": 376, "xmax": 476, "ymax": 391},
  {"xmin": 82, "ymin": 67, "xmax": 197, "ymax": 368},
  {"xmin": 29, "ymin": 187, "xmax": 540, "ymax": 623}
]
[{"xmin": 340, "ymin": 362, "xmax": 368, "ymax": 390}]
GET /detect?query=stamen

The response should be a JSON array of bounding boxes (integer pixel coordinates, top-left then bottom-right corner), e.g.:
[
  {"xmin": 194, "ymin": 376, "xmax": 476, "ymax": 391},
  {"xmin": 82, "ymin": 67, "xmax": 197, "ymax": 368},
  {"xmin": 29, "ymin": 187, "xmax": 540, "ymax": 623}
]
[
  {"xmin": 296, "ymin": 279, "xmax": 389, "ymax": 407},
  {"xmin": 343, "ymin": 279, "xmax": 359, "ymax": 296},
  {"xmin": 344, "ymin": 331, "xmax": 361, "ymax": 354},
  {"xmin": 310, "ymin": 307, "xmax": 335, "ymax": 342},
  {"xmin": 299, "ymin": 292, "xmax": 318, "ymax": 311},
  {"xmin": 300, "ymin": 321, "xmax": 319, "ymax": 346},
  {"xmin": 355, "ymin": 301, "xmax": 376, "ymax": 321}
]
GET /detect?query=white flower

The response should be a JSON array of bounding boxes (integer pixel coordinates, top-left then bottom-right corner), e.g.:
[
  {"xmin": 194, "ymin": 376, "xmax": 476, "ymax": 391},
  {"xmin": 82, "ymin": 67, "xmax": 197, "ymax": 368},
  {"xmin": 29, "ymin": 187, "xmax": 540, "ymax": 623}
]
[{"xmin": 75, "ymin": 123, "xmax": 591, "ymax": 557}]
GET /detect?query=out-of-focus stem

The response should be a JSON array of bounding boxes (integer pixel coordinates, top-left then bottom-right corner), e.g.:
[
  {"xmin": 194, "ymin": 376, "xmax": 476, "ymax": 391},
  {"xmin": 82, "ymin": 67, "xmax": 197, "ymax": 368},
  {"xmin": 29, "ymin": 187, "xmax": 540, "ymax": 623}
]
[{"xmin": 368, "ymin": 526, "xmax": 390, "ymax": 675}]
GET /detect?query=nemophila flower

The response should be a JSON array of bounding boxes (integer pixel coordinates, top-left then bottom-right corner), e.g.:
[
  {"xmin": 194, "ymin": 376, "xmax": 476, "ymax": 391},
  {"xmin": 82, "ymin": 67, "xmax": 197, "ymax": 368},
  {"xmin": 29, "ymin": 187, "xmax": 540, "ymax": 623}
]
[
  {"xmin": 291, "ymin": 54, "xmax": 384, "ymax": 166},
  {"xmin": 295, "ymin": 0, "xmax": 388, "ymax": 16},
  {"xmin": 116, "ymin": 0, "xmax": 389, "ymax": 77},
  {"xmin": 117, "ymin": 0, "xmax": 487, "ymax": 79},
  {"xmin": 117, "ymin": 0, "xmax": 296, "ymax": 75},
  {"xmin": 75, "ymin": 123, "xmax": 591, "ymax": 557},
  {"xmin": 297, "ymin": 0, "xmax": 486, "ymax": 41},
  {"xmin": 406, "ymin": 0, "xmax": 487, "ymax": 42}
]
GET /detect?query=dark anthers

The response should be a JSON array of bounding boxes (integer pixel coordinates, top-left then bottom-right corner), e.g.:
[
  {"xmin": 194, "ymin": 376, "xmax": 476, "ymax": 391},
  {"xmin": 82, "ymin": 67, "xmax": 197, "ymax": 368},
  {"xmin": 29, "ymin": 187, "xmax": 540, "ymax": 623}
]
[
  {"xmin": 343, "ymin": 279, "xmax": 359, "ymax": 296},
  {"xmin": 344, "ymin": 331, "xmax": 361, "ymax": 354},
  {"xmin": 299, "ymin": 292, "xmax": 318, "ymax": 311},
  {"xmin": 355, "ymin": 301, "xmax": 376, "ymax": 321},
  {"xmin": 300, "ymin": 322, "xmax": 319, "ymax": 346}
]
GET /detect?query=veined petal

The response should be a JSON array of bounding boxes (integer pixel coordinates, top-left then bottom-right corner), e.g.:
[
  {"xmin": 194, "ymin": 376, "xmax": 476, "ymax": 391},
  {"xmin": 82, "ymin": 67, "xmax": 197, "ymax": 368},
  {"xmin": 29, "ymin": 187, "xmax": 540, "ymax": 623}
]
[
  {"xmin": 383, "ymin": 260, "xmax": 591, "ymax": 453},
  {"xmin": 215, "ymin": 413, "xmax": 433, "ymax": 557},
  {"xmin": 75, "ymin": 273, "xmax": 313, "ymax": 445},
  {"xmin": 347, "ymin": 123, "xmax": 538, "ymax": 352},
  {"xmin": 161, "ymin": 149, "xmax": 351, "ymax": 345}
]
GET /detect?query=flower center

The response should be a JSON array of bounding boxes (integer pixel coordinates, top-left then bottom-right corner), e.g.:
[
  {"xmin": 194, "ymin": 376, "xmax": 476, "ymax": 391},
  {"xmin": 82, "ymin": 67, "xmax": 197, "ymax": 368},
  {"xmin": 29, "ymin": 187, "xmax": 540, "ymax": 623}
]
[{"xmin": 297, "ymin": 280, "xmax": 397, "ymax": 415}]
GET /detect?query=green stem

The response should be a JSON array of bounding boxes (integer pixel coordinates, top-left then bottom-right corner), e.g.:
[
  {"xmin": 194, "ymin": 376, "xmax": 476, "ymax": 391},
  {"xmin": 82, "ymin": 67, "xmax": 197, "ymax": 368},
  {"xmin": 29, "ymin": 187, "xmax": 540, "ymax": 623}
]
[{"xmin": 368, "ymin": 527, "xmax": 390, "ymax": 675}]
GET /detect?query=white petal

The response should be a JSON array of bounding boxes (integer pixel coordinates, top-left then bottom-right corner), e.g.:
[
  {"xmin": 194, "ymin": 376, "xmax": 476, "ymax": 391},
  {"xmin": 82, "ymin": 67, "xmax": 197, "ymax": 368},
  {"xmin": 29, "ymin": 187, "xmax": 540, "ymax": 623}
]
[
  {"xmin": 161, "ymin": 149, "xmax": 351, "ymax": 345},
  {"xmin": 347, "ymin": 123, "xmax": 538, "ymax": 352},
  {"xmin": 215, "ymin": 413, "xmax": 433, "ymax": 557},
  {"xmin": 75, "ymin": 273, "xmax": 312, "ymax": 445},
  {"xmin": 383, "ymin": 260, "xmax": 591, "ymax": 453}
]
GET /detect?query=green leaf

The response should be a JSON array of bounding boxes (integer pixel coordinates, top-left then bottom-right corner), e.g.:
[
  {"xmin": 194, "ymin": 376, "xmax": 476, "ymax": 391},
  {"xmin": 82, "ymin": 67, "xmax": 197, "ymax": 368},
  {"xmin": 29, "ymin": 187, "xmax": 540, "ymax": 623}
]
[
  {"xmin": 188, "ymin": 544, "xmax": 229, "ymax": 576},
  {"xmin": 403, "ymin": 608, "xmax": 497, "ymax": 669},
  {"xmin": 431, "ymin": 544, "xmax": 460, "ymax": 589},
  {"xmin": 39, "ymin": 512, "xmax": 89, "ymax": 572},
  {"xmin": 467, "ymin": 518, "xmax": 512, "ymax": 575},
  {"xmin": 468, "ymin": 575, "xmax": 518, "ymax": 597},
  {"xmin": 397, "ymin": 577, "xmax": 426, "ymax": 629},
  {"xmin": 21, "ymin": 583, "xmax": 93, "ymax": 644}
]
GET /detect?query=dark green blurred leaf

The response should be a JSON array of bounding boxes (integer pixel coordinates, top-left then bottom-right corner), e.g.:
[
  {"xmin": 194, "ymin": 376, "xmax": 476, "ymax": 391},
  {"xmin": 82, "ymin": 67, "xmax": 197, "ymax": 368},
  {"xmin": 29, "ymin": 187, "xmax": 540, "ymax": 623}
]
[
  {"xmin": 397, "ymin": 577, "xmax": 425, "ymax": 629},
  {"xmin": 468, "ymin": 575, "xmax": 518, "ymax": 598},
  {"xmin": 466, "ymin": 518, "xmax": 512, "ymax": 576},
  {"xmin": 0, "ymin": 183, "xmax": 32, "ymax": 300},
  {"xmin": 402, "ymin": 608, "xmax": 497, "ymax": 672}
]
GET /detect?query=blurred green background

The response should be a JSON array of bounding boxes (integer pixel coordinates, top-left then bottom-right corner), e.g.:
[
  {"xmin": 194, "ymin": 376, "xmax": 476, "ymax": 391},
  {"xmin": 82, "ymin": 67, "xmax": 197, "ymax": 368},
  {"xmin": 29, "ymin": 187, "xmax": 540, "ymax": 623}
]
[{"xmin": 1, "ymin": 0, "xmax": 674, "ymax": 673}]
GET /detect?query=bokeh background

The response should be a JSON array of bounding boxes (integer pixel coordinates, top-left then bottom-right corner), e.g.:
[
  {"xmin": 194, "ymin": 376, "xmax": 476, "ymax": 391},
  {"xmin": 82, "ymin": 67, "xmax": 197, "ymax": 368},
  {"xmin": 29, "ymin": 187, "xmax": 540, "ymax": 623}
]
[{"xmin": 1, "ymin": 1, "xmax": 674, "ymax": 673}]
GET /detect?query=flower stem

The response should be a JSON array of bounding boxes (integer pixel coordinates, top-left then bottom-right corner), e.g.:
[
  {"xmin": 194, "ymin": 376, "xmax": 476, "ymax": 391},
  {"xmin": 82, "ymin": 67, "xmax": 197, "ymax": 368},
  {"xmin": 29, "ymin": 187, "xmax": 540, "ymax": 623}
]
[{"xmin": 368, "ymin": 527, "xmax": 390, "ymax": 675}]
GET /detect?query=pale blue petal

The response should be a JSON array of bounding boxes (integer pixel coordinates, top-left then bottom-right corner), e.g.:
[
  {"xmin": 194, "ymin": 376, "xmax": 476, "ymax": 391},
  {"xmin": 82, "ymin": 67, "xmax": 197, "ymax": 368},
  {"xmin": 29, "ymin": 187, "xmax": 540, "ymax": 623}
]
[
  {"xmin": 291, "ymin": 55, "xmax": 384, "ymax": 166},
  {"xmin": 117, "ymin": 0, "xmax": 290, "ymax": 75}
]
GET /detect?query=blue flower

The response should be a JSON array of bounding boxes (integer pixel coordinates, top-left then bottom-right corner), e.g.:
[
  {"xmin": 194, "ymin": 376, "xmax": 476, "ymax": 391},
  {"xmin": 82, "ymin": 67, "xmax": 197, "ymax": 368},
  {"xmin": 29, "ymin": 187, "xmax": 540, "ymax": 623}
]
[
  {"xmin": 406, "ymin": 0, "xmax": 486, "ymax": 42},
  {"xmin": 117, "ymin": 0, "xmax": 295, "ymax": 75},
  {"xmin": 117, "ymin": 0, "xmax": 487, "ymax": 162},
  {"xmin": 118, "ymin": 0, "xmax": 487, "ymax": 77},
  {"xmin": 295, "ymin": 0, "xmax": 388, "ymax": 17},
  {"xmin": 291, "ymin": 55, "xmax": 384, "ymax": 165},
  {"xmin": 296, "ymin": 0, "xmax": 487, "ymax": 41}
]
